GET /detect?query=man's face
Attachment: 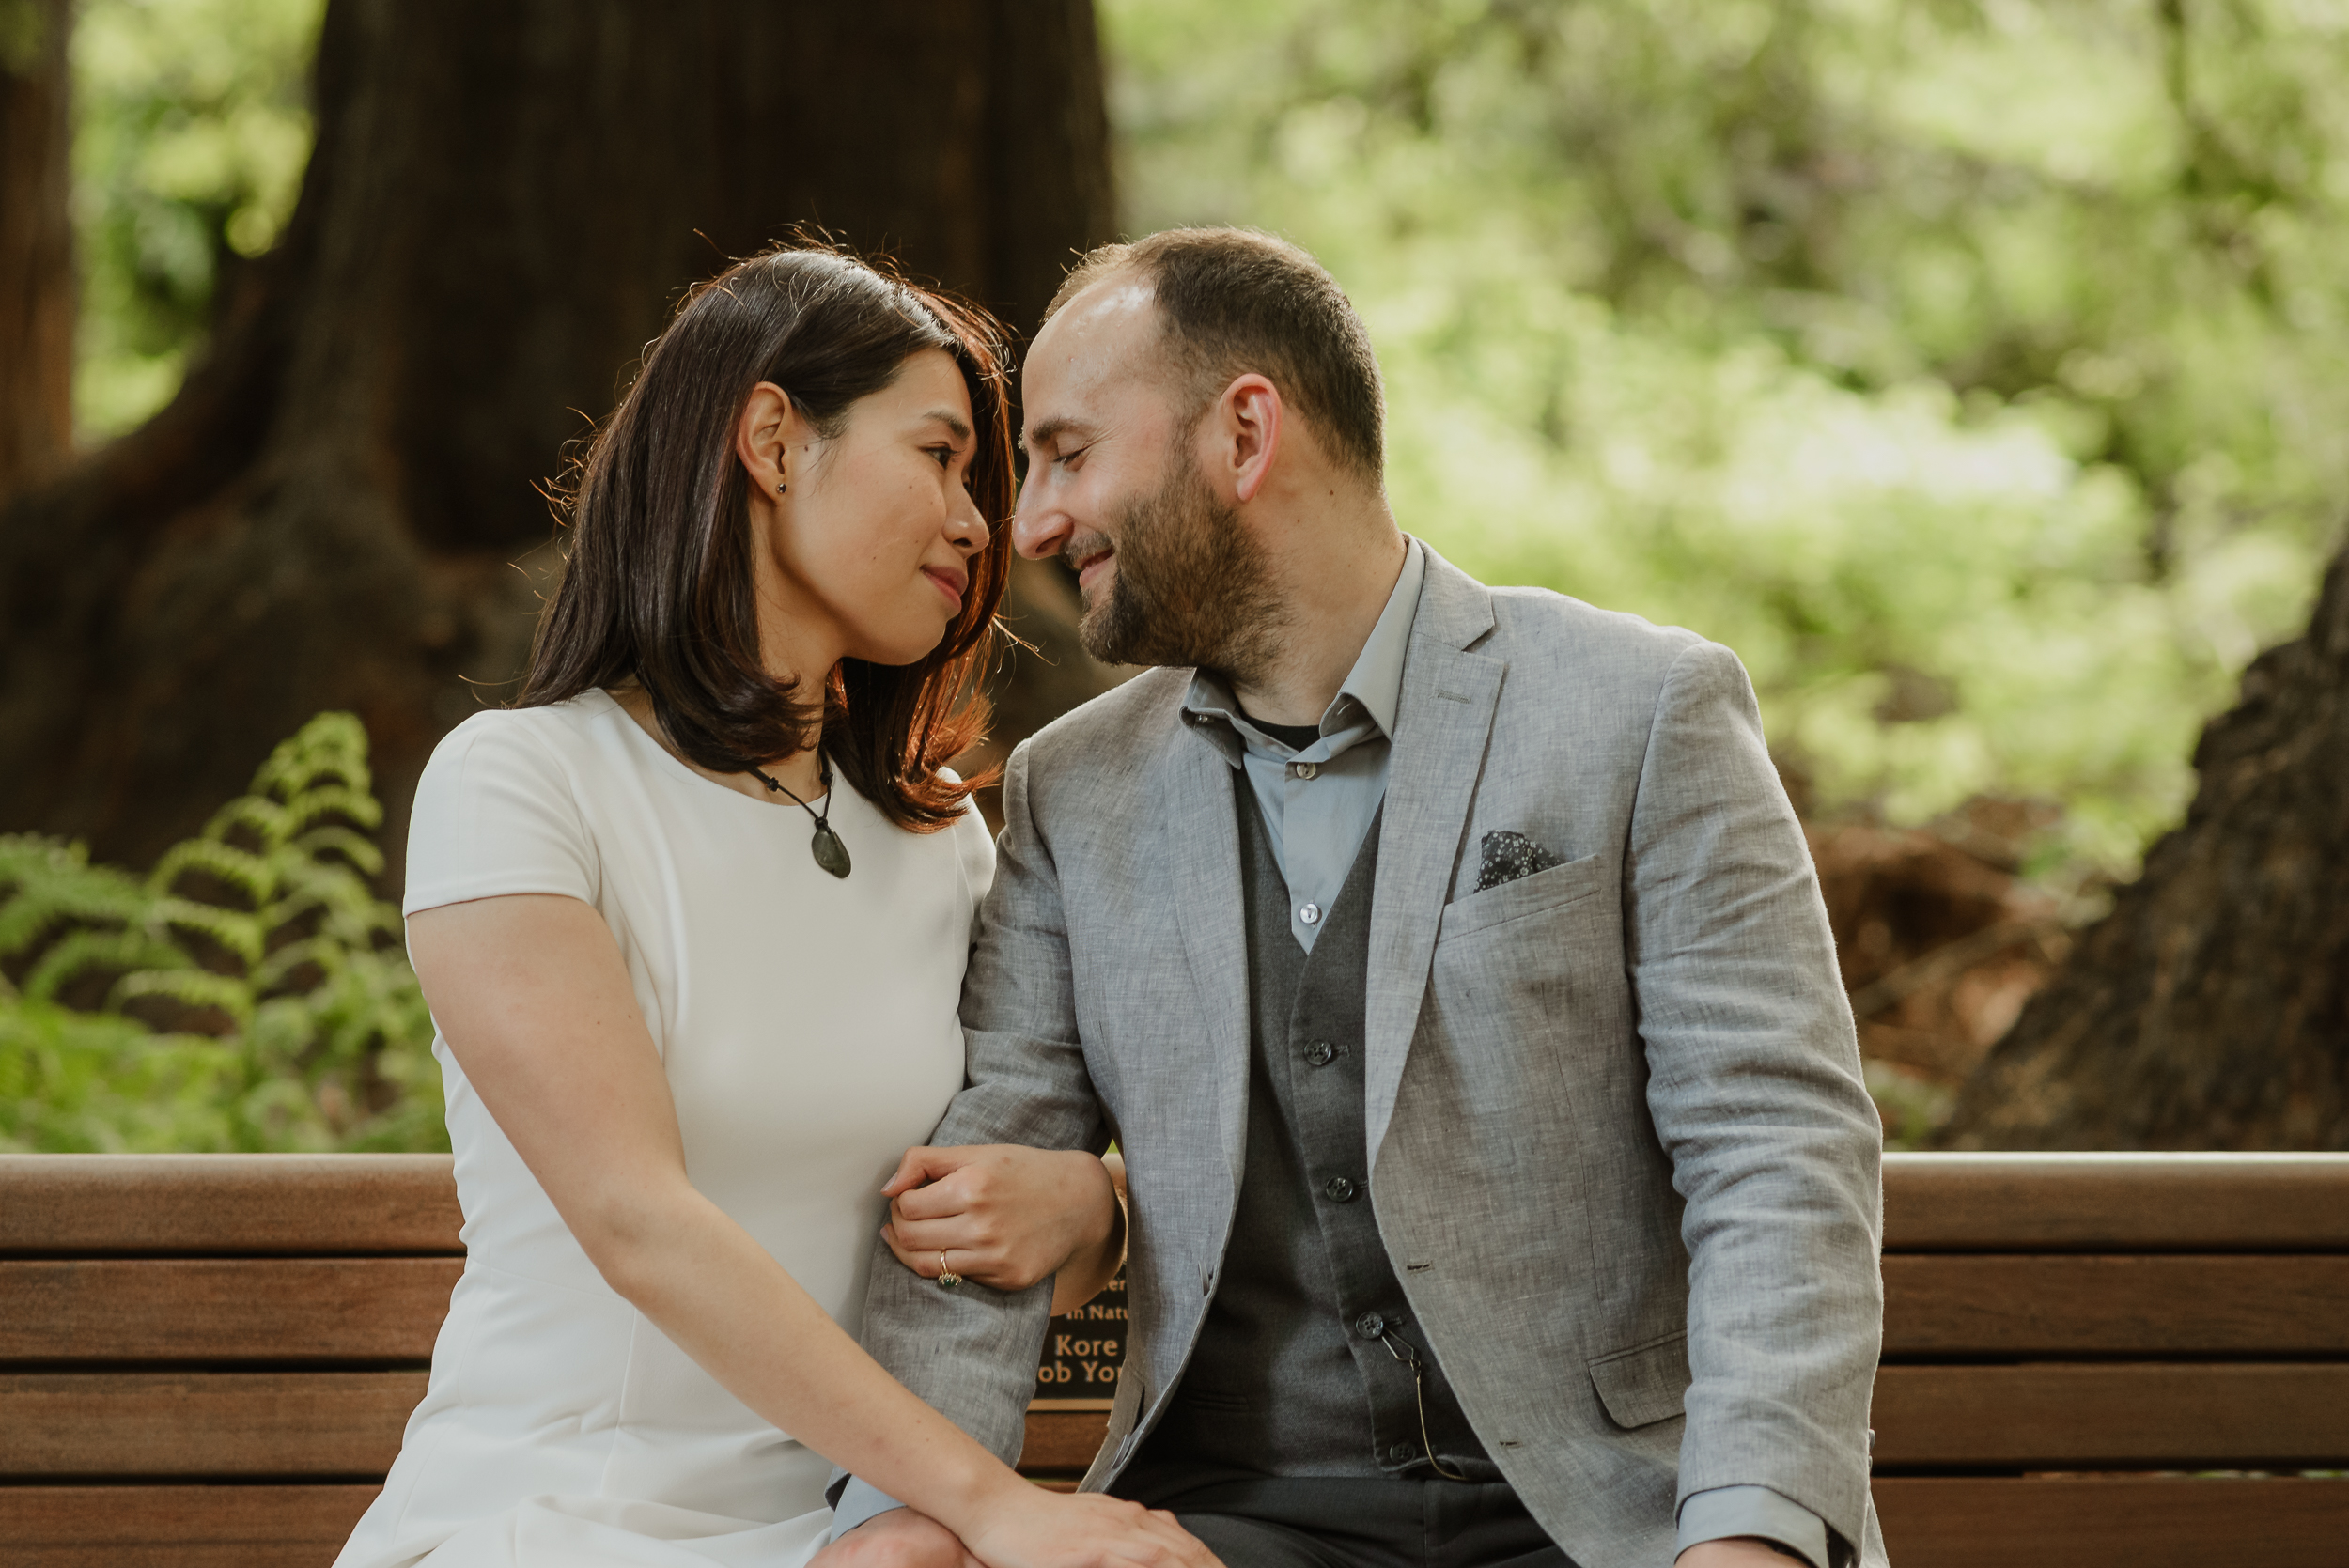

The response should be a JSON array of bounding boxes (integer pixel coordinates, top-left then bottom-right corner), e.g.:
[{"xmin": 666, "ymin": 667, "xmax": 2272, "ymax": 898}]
[{"xmin": 1014, "ymin": 279, "xmax": 1283, "ymax": 675}]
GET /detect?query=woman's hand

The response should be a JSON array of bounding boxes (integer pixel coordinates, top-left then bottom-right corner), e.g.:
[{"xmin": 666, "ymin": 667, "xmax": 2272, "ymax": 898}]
[
  {"xmin": 881, "ymin": 1145, "xmax": 1126, "ymax": 1311},
  {"xmin": 959, "ymin": 1488, "xmax": 1222, "ymax": 1568}
]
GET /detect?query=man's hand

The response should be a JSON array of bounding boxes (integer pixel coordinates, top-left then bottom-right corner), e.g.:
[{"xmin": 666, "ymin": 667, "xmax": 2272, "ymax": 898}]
[
  {"xmin": 812, "ymin": 1508, "xmax": 979, "ymax": 1568},
  {"xmin": 1676, "ymin": 1539, "xmax": 1809, "ymax": 1567}
]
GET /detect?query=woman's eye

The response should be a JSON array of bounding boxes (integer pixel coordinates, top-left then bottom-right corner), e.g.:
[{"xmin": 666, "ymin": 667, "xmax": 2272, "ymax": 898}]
[{"xmin": 927, "ymin": 445, "xmax": 956, "ymax": 469}]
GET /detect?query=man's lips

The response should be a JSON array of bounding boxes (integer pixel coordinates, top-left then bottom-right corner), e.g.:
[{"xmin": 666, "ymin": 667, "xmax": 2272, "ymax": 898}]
[
  {"xmin": 922, "ymin": 566, "xmax": 968, "ymax": 609},
  {"xmin": 1071, "ymin": 545, "xmax": 1115, "ymax": 593}
]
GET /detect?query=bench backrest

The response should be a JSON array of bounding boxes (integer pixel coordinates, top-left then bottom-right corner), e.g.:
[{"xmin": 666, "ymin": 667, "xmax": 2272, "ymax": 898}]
[{"xmin": 4, "ymin": 1152, "xmax": 2346, "ymax": 1568}]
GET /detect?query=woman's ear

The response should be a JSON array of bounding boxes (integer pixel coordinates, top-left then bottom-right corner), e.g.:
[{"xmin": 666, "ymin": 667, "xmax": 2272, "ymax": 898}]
[{"xmin": 736, "ymin": 381, "xmax": 797, "ymax": 496}]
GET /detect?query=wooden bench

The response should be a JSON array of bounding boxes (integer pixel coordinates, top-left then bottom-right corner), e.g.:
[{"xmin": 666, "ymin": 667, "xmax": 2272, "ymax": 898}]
[{"xmin": 5, "ymin": 1153, "xmax": 2345, "ymax": 1566}]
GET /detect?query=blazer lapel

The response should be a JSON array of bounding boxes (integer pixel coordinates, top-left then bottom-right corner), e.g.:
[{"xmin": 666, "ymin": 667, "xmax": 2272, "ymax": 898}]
[
  {"xmin": 1364, "ymin": 553, "xmax": 1502, "ymax": 1173},
  {"xmin": 1161, "ymin": 723, "xmax": 1254, "ymax": 1196}
]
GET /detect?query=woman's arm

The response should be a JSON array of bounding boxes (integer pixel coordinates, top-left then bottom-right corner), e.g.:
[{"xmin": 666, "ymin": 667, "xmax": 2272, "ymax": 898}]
[
  {"xmin": 877, "ymin": 1147, "xmax": 1127, "ymax": 1314},
  {"xmin": 407, "ymin": 893, "xmax": 1212, "ymax": 1568}
]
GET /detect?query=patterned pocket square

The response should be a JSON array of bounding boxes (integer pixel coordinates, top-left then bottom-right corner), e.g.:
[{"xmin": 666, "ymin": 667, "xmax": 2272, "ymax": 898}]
[{"xmin": 1476, "ymin": 830, "xmax": 1563, "ymax": 893}]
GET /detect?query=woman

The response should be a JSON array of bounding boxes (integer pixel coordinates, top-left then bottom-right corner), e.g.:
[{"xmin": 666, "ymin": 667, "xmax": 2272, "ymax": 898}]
[{"xmin": 337, "ymin": 246, "xmax": 1211, "ymax": 1568}]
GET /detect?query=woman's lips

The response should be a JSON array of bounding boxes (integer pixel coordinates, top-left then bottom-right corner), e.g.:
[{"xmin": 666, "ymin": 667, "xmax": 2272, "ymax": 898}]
[{"xmin": 923, "ymin": 567, "xmax": 966, "ymax": 611}]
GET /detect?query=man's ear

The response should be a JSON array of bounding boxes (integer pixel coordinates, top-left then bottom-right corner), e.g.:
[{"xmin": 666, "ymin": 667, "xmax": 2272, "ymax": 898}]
[
  {"xmin": 1212, "ymin": 373, "xmax": 1283, "ymax": 504},
  {"xmin": 735, "ymin": 381, "xmax": 800, "ymax": 496}
]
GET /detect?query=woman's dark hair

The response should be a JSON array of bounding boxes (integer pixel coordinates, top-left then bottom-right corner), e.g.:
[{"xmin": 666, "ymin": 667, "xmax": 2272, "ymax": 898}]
[{"xmin": 521, "ymin": 242, "xmax": 1015, "ymax": 833}]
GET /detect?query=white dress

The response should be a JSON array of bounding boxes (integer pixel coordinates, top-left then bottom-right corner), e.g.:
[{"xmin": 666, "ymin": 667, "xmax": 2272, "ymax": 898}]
[{"xmin": 337, "ymin": 691, "xmax": 991, "ymax": 1568}]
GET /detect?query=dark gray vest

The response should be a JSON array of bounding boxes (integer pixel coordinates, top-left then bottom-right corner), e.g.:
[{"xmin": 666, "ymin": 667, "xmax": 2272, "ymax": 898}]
[{"xmin": 1136, "ymin": 777, "xmax": 1495, "ymax": 1481}]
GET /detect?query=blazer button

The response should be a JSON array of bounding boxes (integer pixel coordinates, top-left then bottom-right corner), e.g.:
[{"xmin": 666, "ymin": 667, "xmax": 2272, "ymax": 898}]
[
  {"xmin": 1322, "ymin": 1176, "xmax": 1359, "ymax": 1203},
  {"xmin": 1305, "ymin": 1041, "xmax": 1337, "ymax": 1066}
]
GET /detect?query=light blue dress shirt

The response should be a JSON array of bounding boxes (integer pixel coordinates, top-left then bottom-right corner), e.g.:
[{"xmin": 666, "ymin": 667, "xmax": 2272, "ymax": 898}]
[
  {"xmin": 833, "ymin": 537, "xmax": 1831, "ymax": 1568},
  {"xmin": 1178, "ymin": 541, "xmax": 1427, "ymax": 952}
]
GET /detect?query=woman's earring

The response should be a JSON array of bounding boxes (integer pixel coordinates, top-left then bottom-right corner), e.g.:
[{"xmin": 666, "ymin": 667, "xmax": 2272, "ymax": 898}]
[{"xmin": 776, "ymin": 481, "xmax": 787, "ymax": 494}]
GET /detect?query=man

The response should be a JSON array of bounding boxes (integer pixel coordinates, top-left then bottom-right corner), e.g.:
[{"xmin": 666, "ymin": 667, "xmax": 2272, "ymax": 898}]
[{"xmin": 832, "ymin": 229, "xmax": 1887, "ymax": 1568}]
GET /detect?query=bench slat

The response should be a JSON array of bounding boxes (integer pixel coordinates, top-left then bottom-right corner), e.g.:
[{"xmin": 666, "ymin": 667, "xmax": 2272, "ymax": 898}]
[
  {"xmin": 1021, "ymin": 1409, "xmax": 1112, "ymax": 1470},
  {"xmin": 13, "ymin": 1153, "xmax": 2347, "ymax": 1256},
  {"xmin": 1882, "ymin": 1254, "xmax": 2349, "ymax": 1356},
  {"xmin": 0, "ymin": 1259, "xmax": 463, "ymax": 1363},
  {"xmin": 1882, "ymin": 1154, "xmax": 2349, "ymax": 1251},
  {"xmin": 0, "ymin": 1156, "xmax": 463, "ymax": 1257},
  {"xmin": 8, "ymin": 1476, "xmax": 2346, "ymax": 1568},
  {"xmin": 7, "ymin": 1251, "xmax": 2340, "ymax": 1369},
  {"xmin": 1873, "ymin": 1475, "xmax": 2349, "ymax": 1568},
  {"xmin": 1873, "ymin": 1363, "xmax": 2349, "ymax": 1467},
  {"xmin": 2, "ymin": 1484, "xmax": 380, "ymax": 1567},
  {"xmin": 0, "ymin": 1372, "xmax": 428, "ymax": 1477}
]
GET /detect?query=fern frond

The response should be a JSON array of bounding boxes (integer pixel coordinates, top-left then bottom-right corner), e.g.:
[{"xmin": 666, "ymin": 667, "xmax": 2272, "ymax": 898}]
[
  {"xmin": 0, "ymin": 836, "xmax": 154, "ymax": 958},
  {"xmin": 196, "ymin": 795, "xmax": 295, "ymax": 855},
  {"xmin": 279, "ymin": 784, "xmax": 384, "ymax": 834},
  {"xmin": 289, "ymin": 825, "xmax": 386, "ymax": 877},
  {"xmin": 23, "ymin": 928, "xmax": 189, "ymax": 1003},
  {"xmin": 148, "ymin": 838, "xmax": 275, "ymax": 908},
  {"xmin": 253, "ymin": 935, "xmax": 344, "ymax": 993},
  {"xmin": 110, "ymin": 969, "xmax": 257, "ymax": 1031},
  {"xmin": 148, "ymin": 898, "xmax": 266, "ymax": 969},
  {"xmin": 252, "ymin": 713, "xmax": 374, "ymax": 803}
]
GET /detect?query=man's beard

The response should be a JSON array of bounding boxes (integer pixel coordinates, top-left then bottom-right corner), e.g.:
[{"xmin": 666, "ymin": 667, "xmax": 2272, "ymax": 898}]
[{"xmin": 1075, "ymin": 452, "xmax": 1284, "ymax": 679}]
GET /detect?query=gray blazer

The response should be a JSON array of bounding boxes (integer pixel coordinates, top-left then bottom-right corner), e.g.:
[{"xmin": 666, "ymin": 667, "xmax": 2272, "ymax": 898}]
[{"xmin": 851, "ymin": 549, "xmax": 1888, "ymax": 1568}]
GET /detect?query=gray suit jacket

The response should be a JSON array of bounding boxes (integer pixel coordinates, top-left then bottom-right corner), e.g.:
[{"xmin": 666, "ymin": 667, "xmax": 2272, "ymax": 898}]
[{"xmin": 850, "ymin": 549, "xmax": 1888, "ymax": 1568}]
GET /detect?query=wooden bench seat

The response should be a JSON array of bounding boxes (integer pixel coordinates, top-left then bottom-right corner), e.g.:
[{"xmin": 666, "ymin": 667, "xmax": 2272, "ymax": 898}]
[{"xmin": 5, "ymin": 1153, "xmax": 2346, "ymax": 1566}]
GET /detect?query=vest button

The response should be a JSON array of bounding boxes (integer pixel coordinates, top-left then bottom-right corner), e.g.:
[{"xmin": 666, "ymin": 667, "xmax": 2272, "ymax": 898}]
[
  {"xmin": 1388, "ymin": 1442, "xmax": 1417, "ymax": 1463},
  {"xmin": 1355, "ymin": 1312, "xmax": 1387, "ymax": 1339},
  {"xmin": 1305, "ymin": 1041, "xmax": 1337, "ymax": 1066},
  {"xmin": 1322, "ymin": 1176, "xmax": 1359, "ymax": 1203},
  {"xmin": 1298, "ymin": 902, "xmax": 1322, "ymax": 925}
]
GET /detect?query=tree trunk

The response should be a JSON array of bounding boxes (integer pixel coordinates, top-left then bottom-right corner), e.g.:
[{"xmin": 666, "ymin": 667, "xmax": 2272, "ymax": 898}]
[
  {"xmin": 0, "ymin": 0, "xmax": 1120, "ymax": 875},
  {"xmin": 1940, "ymin": 542, "xmax": 2349, "ymax": 1149},
  {"xmin": 0, "ymin": 0, "xmax": 74, "ymax": 500}
]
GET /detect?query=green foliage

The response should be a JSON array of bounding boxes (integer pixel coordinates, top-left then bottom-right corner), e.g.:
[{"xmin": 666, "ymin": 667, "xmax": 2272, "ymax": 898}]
[
  {"xmin": 1107, "ymin": 0, "xmax": 2349, "ymax": 883},
  {"xmin": 0, "ymin": 713, "xmax": 443, "ymax": 1153},
  {"xmin": 70, "ymin": 0, "xmax": 324, "ymax": 437}
]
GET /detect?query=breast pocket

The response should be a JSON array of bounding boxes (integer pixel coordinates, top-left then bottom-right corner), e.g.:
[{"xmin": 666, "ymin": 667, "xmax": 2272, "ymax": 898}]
[{"xmin": 1436, "ymin": 850, "xmax": 1610, "ymax": 942}]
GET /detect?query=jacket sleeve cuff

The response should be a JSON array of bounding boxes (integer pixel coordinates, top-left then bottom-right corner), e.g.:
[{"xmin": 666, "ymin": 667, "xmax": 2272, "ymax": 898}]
[
  {"xmin": 826, "ymin": 1477, "xmax": 907, "ymax": 1542},
  {"xmin": 1675, "ymin": 1485, "xmax": 1828, "ymax": 1568}
]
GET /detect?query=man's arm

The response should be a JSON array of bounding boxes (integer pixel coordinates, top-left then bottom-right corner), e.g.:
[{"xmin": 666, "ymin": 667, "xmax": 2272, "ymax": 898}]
[
  {"xmin": 832, "ymin": 740, "xmax": 1111, "ymax": 1533},
  {"xmin": 1625, "ymin": 640, "xmax": 1884, "ymax": 1564}
]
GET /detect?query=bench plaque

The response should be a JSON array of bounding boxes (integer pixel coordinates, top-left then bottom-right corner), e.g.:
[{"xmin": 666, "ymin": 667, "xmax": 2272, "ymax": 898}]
[{"xmin": 1031, "ymin": 1273, "xmax": 1128, "ymax": 1411}]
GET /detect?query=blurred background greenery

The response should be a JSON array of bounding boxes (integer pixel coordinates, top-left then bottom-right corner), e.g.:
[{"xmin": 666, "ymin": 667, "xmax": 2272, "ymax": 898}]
[
  {"xmin": 71, "ymin": 0, "xmax": 2349, "ymax": 884},
  {"xmin": 1106, "ymin": 0, "xmax": 2346, "ymax": 884},
  {"xmin": 14, "ymin": 0, "xmax": 2346, "ymax": 1150}
]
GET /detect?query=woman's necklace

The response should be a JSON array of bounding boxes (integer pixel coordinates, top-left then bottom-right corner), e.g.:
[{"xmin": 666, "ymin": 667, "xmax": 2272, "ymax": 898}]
[{"xmin": 748, "ymin": 754, "xmax": 851, "ymax": 879}]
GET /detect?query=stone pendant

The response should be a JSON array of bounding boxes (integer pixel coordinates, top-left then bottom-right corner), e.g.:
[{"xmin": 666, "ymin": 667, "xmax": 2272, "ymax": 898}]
[{"xmin": 811, "ymin": 824, "xmax": 851, "ymax": 879}]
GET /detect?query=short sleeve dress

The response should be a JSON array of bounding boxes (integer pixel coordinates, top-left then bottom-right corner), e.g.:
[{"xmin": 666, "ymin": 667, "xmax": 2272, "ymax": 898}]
[{"xmin": 334, "ymin": 691, "xmax": 993, "ymax": 1568}]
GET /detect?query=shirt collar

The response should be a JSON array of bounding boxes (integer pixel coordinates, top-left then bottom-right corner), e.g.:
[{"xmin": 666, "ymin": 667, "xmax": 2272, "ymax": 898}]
[{"xmin": 1180, "ymin": 539, "xmax": 1429, "ymax": 763}]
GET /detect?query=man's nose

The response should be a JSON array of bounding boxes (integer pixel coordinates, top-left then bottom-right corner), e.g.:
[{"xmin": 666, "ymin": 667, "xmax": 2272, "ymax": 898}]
[{"xmin": 1011, "ymin": 485, "xmax": 1069, "ymax": 561}]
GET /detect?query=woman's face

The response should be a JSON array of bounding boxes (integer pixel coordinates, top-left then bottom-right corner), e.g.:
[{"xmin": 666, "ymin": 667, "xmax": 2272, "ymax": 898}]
[{"xmin": 750, "ymin": 349, "xmax": 989, "ymax": 673}]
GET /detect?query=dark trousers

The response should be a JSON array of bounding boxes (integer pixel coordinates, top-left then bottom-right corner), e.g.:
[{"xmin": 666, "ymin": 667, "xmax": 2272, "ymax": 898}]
[{"xmin": 1112, "ymin": 1466, "xmax": 1578, "ymax": 1568}]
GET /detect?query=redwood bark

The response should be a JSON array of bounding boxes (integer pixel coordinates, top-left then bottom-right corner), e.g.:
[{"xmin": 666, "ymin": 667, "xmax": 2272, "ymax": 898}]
[
  {"xmin": 0, "ymin": 0, "xmax": 73, "ymax": 500},
  {"xmin": 0, "ymin": 0, "xmax": 1119, "ymax": 874},
  {"xmin": 1940, "ymin": 543, "xmax": 2349, "ymax": 1149}
]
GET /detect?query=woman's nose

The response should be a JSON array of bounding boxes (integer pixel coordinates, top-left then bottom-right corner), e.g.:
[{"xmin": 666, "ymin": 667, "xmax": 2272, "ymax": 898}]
[{"xmin": 949, "ymin": 490, "xmax": 989, "ymax": 554}]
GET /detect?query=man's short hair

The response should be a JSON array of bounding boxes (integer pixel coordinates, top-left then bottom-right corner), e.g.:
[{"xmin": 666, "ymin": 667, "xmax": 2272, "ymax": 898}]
[{"xmin": 1047, "ymin": 228, "xmax": 1385, "ymax": 481}]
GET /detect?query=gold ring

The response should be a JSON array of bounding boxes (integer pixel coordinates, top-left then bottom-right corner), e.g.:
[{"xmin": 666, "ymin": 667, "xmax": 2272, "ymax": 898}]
[{"xmin": 937, "ymin": 1250, "xmax": 962, "ymax": 1289}]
